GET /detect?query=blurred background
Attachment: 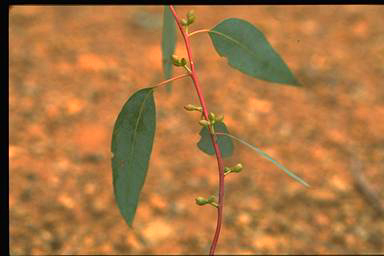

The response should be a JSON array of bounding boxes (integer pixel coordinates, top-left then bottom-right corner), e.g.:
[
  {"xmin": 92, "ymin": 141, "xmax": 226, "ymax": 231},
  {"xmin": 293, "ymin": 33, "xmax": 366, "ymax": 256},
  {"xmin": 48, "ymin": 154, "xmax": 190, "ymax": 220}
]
[{"xmin": 9, "ymin": 5, "xmax": 384, "ymax": 254}]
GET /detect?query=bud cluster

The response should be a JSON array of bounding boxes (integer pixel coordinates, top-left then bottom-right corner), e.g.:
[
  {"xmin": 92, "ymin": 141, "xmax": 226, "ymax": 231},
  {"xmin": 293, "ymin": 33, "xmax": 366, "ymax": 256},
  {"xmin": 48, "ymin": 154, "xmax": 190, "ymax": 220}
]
[{"xmin": 198, "ymin": 112, "xmax": 224, "ymax": 128}]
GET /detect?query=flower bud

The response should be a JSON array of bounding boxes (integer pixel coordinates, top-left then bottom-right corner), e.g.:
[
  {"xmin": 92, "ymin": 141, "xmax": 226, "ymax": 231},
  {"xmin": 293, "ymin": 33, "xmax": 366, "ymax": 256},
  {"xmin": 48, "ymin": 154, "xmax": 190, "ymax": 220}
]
[
  {"xmin": 208, "ymin": 112, "xmax": 216, "ymax": 122},
  {"xmin": 184, "ymin": 104, "xmax": 202, "ymax": 112},
  {"xmin": 181, "ymin": 18, "xmax": 188, "ymax": 26},
  {"xmin": 199, "ymin": 120, "xmax": 210, "ymax": 127},
  {"xmin": 207, "ymin": 195, "xmax": 216, "ymax": 203},
  {"xmin": 171, "ymin": 54, "xmax": 180, "ymax": 66},
  {"xmin": 187, "ymin": 10, "xmax": 195, "ymax": 24},
  {"xmin": 224, "ymin": 164, "xmax": 243, "ymax": 176},
  {"xmin": 184, "ymin": 104, "xmax": 195, "ymax": 111},
  {"xmin": 195, "ymin": 197, "xmax": 208, "ymax": 205},
  {"xmin": 232, "ymin": 163, "xmax": 243, "ymax": 173},
  {"xmin": 172, "ymin": 55, "xmax": 187, "ymax": 67}
]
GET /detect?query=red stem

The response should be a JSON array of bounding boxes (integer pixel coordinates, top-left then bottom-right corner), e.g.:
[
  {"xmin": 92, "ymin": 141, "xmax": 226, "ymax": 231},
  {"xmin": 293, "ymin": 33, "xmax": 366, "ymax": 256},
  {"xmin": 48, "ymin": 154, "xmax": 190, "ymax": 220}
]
[{"xmin": 169, "ymin": 6, "xmax": 225, "ymax": 255}]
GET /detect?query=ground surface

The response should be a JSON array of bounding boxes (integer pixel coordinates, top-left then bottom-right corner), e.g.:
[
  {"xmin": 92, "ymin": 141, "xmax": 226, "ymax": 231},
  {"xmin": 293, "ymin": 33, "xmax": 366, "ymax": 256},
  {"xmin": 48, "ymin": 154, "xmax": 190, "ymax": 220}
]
[{"xmin": 9, "ymin": 5, "xmax": 384, "ymax": 255}]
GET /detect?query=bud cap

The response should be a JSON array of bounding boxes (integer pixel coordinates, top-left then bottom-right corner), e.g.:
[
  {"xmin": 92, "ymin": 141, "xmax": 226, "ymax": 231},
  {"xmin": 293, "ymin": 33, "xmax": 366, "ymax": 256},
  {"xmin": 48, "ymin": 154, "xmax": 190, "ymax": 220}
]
[{"xmin": 232, "ymin": 163, "xmax": 243, "ymax": 173}]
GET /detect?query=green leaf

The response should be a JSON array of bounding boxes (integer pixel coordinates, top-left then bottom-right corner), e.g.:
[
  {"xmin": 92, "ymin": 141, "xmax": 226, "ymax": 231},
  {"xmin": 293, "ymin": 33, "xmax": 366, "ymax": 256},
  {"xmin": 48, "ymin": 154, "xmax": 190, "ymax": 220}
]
[
  {"xmin": 216, "ymin": 132, "xmax": 309, "ymax": 187},
  {"xmin": 197, "ymin": 122, "xmax": 234, "ymax": 158},
  {"xmin": 111, "ymin": 88, "xmax": 156, "ymax": 227},
  {"xmin": 208, "ymin": 18, "xmax": 300, "ymax": 86},
  {"xmin": 161, "ymin": 6, "xmax": 177, "ymax": 92}
]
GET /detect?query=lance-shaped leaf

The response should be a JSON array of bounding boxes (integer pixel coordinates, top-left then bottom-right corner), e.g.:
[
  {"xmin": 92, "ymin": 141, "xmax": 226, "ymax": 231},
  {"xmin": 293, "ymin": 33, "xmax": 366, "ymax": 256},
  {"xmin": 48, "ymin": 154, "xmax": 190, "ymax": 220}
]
[
  {"xmin": 208, "ymin": 18, "xmax": 300, "ymax": 86},
  {"xmin": 161, "ymin": 6, "xmax": 176, "ymax": 92},
  {"xmin": 216, "ymin": 132, "xmax": 309, "ymax": 187},
  {"xmin": 111, "ymin": 88, "xmax": 156, "ymax": 227},
  {"xmin": 197, "ymin": 122, "xmax": 234, "ymax": 158}
]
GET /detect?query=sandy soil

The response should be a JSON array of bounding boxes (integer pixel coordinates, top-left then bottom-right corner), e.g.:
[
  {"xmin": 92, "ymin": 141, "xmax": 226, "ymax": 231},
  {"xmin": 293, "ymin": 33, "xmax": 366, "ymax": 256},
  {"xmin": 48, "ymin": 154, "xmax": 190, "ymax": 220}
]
[{"xmin": 9, "ymin": 5, "xmax": 384, "ymax": 254}]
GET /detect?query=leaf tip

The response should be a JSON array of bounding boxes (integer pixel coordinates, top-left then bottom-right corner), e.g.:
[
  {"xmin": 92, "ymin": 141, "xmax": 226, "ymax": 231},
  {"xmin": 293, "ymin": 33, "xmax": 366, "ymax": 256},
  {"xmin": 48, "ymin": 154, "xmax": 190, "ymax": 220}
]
[
  {"xmin": 291, "ymin": 78, "xmax": 303, "ymax": 87},
  {"xmin": 296, "ymin": 176, "xmax": 310, "ymax": 188},
  {"xmin": 281, "ymin": 73, "xmax": 302, "ymax": 87}
]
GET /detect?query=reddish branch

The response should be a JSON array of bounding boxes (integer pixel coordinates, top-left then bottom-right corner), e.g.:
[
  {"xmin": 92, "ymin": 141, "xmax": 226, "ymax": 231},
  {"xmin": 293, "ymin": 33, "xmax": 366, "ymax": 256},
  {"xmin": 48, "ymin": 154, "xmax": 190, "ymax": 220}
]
[{"xmin": 168, "ymin": 6, "xmax": 225, "ymax": 255}]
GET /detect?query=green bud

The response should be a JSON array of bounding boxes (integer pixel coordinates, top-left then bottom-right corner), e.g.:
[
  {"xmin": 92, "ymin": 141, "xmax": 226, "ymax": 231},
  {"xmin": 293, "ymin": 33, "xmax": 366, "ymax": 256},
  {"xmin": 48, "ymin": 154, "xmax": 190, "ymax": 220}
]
[
  {"xmin": 207, "ymin": 195, "xmax": 216, "ymax": 203},
  {"xmin": 184, "ymin": 104, "xmax": 202, "ymax": 112},
  {"xmin": 187, "ymin": 10, "xmax": 195, "ymax": 24},
  {"xmin": 171, "ymin": 54, "xmax": 178, "ymax": 61},
  {"xmin": 184, "ymin": 104, "xmax": 195, "ymax": 111},
  {"xmin": 180, "ymin": 58, "xmax": 187, "ymax": 66},
  {"xmin": 232, "ymin": 163, "xmax": 243, "ymax": 173},
  {"xmin": 199, "ymin": 120, "xmax": 210, "ymax": 127},
  {"xmin": 171, "ymin": 54, "xmax": 180, "ymax": 66},
  {"xmin": 181, "ymin": 18, "xmax": 188, "ymax": 26},
  {"xmin": 208, "ymin": 112, "xmax": 216, "ymax": 122},
  {"xmin": 195, "ymin": 197, "xmax": 208, "ymax": 205},
  {"xmin": 172, "ymin": 54, "xmax": 187, "ymax": 67},
  {"xmin": 224, "ymin": 164, "xmax": 243, "ymax": 176}
]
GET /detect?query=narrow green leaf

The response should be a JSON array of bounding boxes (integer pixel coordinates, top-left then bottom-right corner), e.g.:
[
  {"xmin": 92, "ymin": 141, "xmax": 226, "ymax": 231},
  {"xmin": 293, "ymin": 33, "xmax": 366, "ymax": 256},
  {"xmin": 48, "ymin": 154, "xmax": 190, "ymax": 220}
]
[
  {"xmin": 216, "ymin": 132, "xmax": 309, "ymax": 187},
  {"xmin": 209, "ymin": 18, "xmax": 300, "ymax": 86},
  {"xmin": 111, "ymin": 88, "xmax": 156, "ymax": 227},
  {"xmin": 161, "ymin": 6, "xmax": 177, "ymax": 92},
  {"xmin": 197, "ymin": 122, "xmax": 234, "ymax": 158}
]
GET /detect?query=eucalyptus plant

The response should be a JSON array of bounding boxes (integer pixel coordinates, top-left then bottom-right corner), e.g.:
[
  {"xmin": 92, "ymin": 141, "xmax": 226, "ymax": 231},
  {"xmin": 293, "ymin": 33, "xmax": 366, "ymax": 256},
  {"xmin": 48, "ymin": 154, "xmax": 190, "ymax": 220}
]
[{"xmin": 111, "ymin": 6, "xmax": 309, "ymax": 255}]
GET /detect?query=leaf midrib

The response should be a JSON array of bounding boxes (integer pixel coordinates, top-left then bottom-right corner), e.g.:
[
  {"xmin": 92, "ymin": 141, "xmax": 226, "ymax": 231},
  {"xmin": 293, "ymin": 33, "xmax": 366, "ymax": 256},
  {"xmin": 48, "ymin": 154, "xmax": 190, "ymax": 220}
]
[
  {"xmin": 209, "ymin": 29, "xmax": 264, "ymax": 62},
  {"xmin": 129, "ymin": 89, "xmax": 153, "ymax": 169}
]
